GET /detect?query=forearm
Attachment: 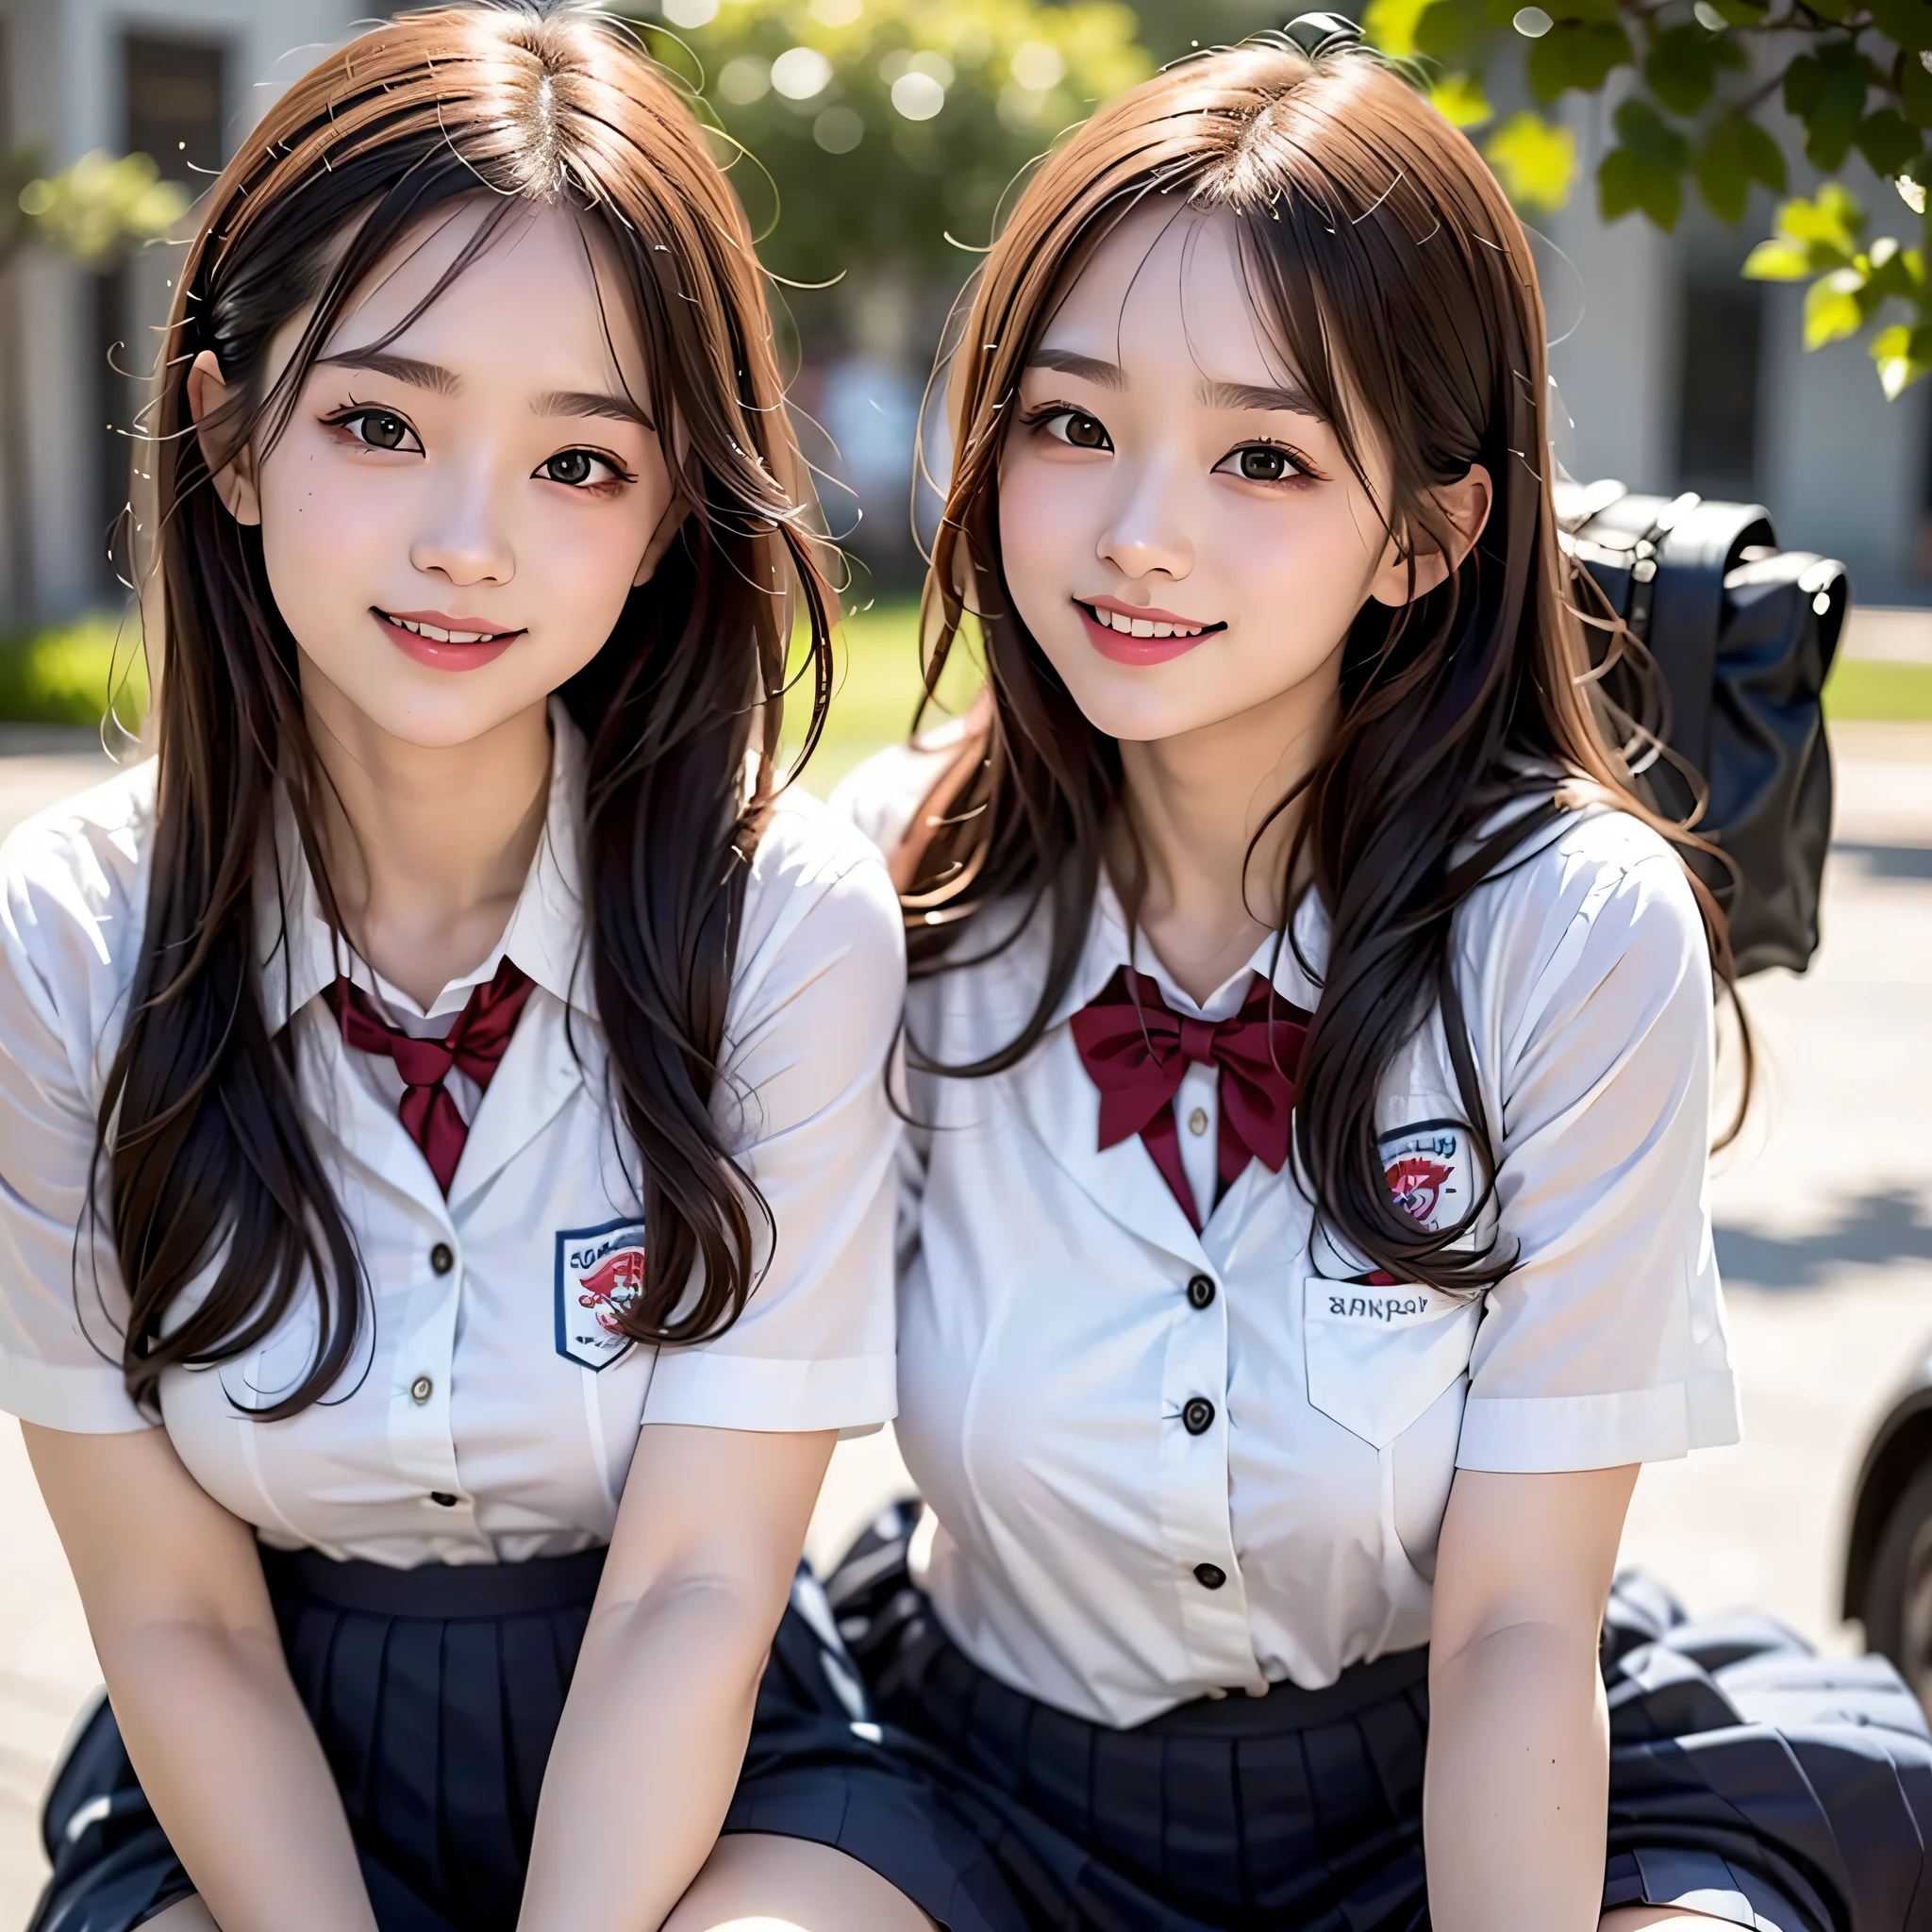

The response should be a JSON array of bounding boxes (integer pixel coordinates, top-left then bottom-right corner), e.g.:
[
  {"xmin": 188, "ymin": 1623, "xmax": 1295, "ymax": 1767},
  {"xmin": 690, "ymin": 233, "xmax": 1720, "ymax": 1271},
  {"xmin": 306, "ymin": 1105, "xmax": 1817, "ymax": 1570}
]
[
  {"xmin": 1423, "ymin": 1616, "xmax": 1609, "ymax": 1932},
  {"xmin": 101, "ymin": 1618, "xmax": 375, "ymax": 1932},
  {"xmin": 517, "ymin": 1579, "xmax": 775, "ymax": 1930}
]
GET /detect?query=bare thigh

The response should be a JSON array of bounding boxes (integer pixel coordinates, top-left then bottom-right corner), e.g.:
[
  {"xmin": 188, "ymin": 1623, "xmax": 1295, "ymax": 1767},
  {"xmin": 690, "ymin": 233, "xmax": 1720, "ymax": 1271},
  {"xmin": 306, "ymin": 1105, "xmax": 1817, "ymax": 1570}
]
[
  {"xmin": 662, "ymin": 1832, "xmax": 937, "ymax": 1932},
  {"xmin": 1600, "ymin": 1912, "xmax": 1747, "ymax": 1929},
  {"xmin": 140, "ymin": 1900, "xmax": 219, "ymax": 1932}
]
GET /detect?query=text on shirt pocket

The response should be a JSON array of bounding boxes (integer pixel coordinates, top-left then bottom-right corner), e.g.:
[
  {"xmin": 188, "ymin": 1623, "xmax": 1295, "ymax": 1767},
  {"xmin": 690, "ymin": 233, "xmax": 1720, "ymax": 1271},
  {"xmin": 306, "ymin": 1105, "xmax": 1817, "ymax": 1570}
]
[{"xmin": 1302, "ymin": 1275, "xmax": 1482, "ymax": 1450}]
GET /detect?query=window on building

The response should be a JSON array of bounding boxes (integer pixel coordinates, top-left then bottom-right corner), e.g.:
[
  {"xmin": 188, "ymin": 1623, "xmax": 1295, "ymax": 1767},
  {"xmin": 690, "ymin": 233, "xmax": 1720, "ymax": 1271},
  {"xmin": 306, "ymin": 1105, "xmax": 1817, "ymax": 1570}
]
[
  {"xmin": 1676, "ymin": 278, "xmax": 1764, "ymax": 502},
  {"xmin": 96, "ymin": 35, "xmax": 226, "ymax": 588},
  {"xmin": 125, "ymin": 33, "xmax": 225, "ymax": 183}
]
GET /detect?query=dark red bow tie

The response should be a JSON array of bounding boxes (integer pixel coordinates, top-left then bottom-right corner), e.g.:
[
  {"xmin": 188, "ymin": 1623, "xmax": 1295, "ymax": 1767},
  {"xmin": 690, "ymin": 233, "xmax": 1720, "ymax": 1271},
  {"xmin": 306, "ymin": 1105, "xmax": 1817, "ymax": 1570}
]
[
  {"xmin": 1069, "ymin": 965, "xmax": 1311, "ymax": 1232},
  {"xmin": 330, "ymin": 956, "xmax": 536, "ymax": 1194}
]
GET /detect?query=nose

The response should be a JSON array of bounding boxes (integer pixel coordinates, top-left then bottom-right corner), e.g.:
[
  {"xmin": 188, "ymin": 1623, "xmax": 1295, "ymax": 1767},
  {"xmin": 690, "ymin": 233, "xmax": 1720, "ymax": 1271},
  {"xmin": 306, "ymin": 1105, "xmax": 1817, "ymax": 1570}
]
[
  {"xmin": 408, "ymin": 458, "xmax": 515, "ymax": 589},
  {"xmin": 1095, "ymin": 450, "xmax": 1194, "ymax": 589}
]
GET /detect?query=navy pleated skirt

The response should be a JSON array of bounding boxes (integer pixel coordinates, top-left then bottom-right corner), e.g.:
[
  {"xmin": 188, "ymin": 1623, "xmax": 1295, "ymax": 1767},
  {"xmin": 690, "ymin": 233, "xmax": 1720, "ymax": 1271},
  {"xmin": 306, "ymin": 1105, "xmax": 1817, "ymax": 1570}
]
[
  {"xmin": 29, "ymin": 1542, "xmax": 606, "ymax": 1932},
  {"xmin": 724, "ymin": 1502, "xmax": 1932, "ymax": 1932}
]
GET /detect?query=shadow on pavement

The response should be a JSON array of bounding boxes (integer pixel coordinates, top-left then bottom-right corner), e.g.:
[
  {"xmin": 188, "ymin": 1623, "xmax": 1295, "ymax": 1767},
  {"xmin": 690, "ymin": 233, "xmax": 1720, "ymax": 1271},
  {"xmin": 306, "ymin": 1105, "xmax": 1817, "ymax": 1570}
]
[
  {"xmin": 1716, "ymin": 1188, "xmax": 1932, "ymax": 1289},
  {"xmin": 1832, "ymin": 841, "xmax": 1932, "ymax": 882}
]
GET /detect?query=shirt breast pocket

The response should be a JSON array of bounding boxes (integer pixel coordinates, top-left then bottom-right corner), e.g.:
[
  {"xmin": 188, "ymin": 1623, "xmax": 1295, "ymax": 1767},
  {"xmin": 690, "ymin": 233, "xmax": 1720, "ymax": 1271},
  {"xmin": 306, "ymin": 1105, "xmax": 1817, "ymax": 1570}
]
[{"xmin": 1303, "ymin": 1275, "xmax": 1483, "ymax": 1450}]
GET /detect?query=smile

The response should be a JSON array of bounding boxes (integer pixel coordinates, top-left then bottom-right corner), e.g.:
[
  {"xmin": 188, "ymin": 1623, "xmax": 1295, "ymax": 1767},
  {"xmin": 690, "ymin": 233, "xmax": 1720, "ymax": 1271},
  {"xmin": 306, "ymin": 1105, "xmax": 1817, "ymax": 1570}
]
[
  {"xmin": 374, "ymin": 608, "xmax": 525, "ymax": 673},
  {"xmin": 1075, "ymin": 599, "xmax": 1224, "ymax": 667}
]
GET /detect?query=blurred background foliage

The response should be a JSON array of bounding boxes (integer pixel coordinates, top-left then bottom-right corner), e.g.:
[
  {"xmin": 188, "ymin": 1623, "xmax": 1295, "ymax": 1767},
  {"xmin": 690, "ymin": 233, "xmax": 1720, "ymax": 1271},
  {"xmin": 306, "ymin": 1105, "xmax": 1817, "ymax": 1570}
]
[{"xmin": 1362, "ymin": 0, "xmax": 1932, "ymax": 396}]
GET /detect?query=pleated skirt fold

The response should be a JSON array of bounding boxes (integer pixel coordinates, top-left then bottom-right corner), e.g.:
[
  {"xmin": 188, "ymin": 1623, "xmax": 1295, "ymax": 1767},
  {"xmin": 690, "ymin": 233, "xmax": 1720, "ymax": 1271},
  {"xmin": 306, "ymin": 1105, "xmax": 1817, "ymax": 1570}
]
[{"xmin": 30, "ymin": 1544, "xmax": 605, "ymax": 1932}]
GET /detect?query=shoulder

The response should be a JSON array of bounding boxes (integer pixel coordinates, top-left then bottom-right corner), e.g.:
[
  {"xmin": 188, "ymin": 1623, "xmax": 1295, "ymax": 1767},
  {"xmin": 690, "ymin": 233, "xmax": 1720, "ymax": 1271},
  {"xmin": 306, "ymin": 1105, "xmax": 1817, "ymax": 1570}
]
[
  {"xmin": 1461, "ymin": 799, "xmax": 1709, "ymax": 1031},
  {"xmin": 733, "ymin": 786, "xmax": 906, "ymax": 1007},
  {"xmin": 0, "ymin": 759, "xmax": 155, "ymax": 978},
  {"xmin": 827, "ymin": 721, "xmax": 977, "ymax": 860},
  {"xmin": 0, "ymin": 758, "xmax": 156, "ymax": 1086}
]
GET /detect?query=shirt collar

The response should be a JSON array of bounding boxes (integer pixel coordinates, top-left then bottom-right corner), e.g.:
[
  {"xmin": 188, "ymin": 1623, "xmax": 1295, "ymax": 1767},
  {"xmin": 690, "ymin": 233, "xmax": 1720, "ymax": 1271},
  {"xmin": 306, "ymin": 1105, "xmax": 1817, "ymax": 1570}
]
[
  {"xmin": 1044, "ymin": 868, "xmax": 1328, "ymax": 1034},
  {"xmin": 255, "ymin": 697, "xmax": 591, "ymax": 1033}
]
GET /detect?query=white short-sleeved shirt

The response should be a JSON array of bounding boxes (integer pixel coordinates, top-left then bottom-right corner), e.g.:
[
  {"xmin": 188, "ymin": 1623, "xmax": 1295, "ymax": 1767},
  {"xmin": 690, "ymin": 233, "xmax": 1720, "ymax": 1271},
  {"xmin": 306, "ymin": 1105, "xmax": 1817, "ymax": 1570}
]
[
  {"xmin": 0, "ymin": 706, "xmax": 904, "ymax": 1568},
  {"xmin": 838, "ymin": 745, "xmax": 1739, "ymax": 1728}
]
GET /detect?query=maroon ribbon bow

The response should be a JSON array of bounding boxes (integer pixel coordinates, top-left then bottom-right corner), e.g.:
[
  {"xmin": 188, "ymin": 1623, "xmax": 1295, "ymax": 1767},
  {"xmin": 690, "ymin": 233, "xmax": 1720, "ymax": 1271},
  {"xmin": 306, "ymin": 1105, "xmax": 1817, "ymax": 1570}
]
[
  {"xmin": 1069, "ymin": 965, "xmax": 1311, "ymax": 1231},
  {"xmin": 330, "ymin": 956, "xmax": 536, "ymax": 1195}
]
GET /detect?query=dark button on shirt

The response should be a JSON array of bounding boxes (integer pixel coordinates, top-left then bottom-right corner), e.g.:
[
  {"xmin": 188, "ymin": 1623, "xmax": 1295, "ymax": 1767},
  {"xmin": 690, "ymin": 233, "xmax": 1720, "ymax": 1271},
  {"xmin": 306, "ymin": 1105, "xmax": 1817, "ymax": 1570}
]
[
  {"xmin": 1182, "ymin": 1396, "xmax": 1216, "ymax": 1436},
  {"xmin": 1193, "ymin": 1563, "xmax": 1227, "ymax": 1591},
  {"xmin": 430, "ymin": 1242, "xmax": 456, "ymax": 1276},
  {"xmin": 429, "ymin": 1491, "xmax": 458, "ymax": 1507},
  {"xmin": 1186, "ymin": 1274, "xmax": 1216, "ymax": 1309}
]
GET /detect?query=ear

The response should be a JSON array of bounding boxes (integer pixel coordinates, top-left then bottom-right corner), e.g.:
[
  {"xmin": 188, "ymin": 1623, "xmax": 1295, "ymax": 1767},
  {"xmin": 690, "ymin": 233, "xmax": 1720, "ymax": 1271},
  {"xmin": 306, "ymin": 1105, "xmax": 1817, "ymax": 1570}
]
[
  {"xmin": 632, "ymin": 419, "xmax": 698, "ymax": 589},
  {"xmin": 186, "ymin": 349, "xmax": 261, "ymax": 527},
  {"xmin": 1367, "ymin": 462, "xmax": 1492, "ymax": 608}
]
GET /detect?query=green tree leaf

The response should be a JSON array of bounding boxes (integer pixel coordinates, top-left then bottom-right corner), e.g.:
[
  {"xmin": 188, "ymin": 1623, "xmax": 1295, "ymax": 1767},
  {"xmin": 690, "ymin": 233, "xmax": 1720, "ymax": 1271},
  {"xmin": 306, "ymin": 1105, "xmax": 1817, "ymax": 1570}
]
[
  {"xmin": 1697, "ymin": 110, "xmax": 1787, "ymax": 223},
  {"xmin": 1363, "ymin": 0, "xmax": 1436, "ymax": 56},
  {"xmin": 1645, "ymin": 23, "xmax": 1745, "ymax": 117},
  {"xmin": 1527, "ymin": 17, "xmax": 1634, "ymax": 97},
  {"xmin": 1414, "ymin": 0, "xmax": 1490, "ymax": 61},
  {"xmin": 1784, "ymin": 42, "xmax": 1872, "ymax": 171},
  {"xmin": 1806, "ymin": 266, "xmax": 1867, "ymax": 345},
  {"xmin": 1872, "ymin": 0, "xmax": 1932, "ymax": 52},
  {"xmin": 1599, "ymin": 98, "xmax": 1690, "ymax": 225},
  {"xmin": 1742, "ymin": 237, "xmax": 1816, "ymax": 277},
  {"xmin": 1860, "ymin": 108, "xmax": 1924, "ymax": 177},
  {"xmin": 1429, "ymin": 72, "xmax": 1494, "ymax": 125},
  {"xmin": 1872, "ymin": 320, "xmax": 1932, "ymax": 394},
  {"xmin": 1484, "ymin": 109, "xmax": 1577, "ymax": 208}
]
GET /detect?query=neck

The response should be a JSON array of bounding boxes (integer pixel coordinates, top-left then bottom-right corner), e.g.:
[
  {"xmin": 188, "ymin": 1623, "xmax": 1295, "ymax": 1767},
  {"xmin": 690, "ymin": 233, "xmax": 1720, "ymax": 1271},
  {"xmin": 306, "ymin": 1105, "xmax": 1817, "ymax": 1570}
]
[
  {"xmin": 300, "ymin": 662, "xmax": 553, "ymax": 1009},
  {"xmin": 1114, "ymin": 667, "xmax": 1341, "ymax": 1006}
]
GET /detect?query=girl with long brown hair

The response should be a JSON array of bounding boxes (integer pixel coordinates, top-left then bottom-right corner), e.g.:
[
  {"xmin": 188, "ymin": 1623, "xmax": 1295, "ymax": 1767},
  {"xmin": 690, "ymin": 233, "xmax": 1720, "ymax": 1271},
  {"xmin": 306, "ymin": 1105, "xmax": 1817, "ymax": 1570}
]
[
  {"xmin": 663, "ymin": 25, "xmax": 1932, "ymax": 1932},
  {"xmin": 1, "ymin": 7, "xmax": 905, "ymax": 1930}
]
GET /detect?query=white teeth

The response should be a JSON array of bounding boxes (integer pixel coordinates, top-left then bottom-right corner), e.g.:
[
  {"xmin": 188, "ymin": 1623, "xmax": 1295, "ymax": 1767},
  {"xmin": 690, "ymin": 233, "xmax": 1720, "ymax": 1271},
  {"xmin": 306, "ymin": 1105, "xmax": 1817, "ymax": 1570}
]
[
  {"xmin": 1088, "ymin": 604, "xmax": 1206, "ymax": 640},
  {"xmin": 387, "ymin": 614, "xmax": 502, "ymax": 644}
]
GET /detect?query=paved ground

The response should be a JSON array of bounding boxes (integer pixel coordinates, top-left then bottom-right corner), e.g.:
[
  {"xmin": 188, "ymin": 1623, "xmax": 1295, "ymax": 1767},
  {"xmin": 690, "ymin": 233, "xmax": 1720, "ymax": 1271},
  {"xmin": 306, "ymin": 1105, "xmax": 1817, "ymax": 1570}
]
[{"xmin": 2, "ymin": 696, "xmax": 1931, "ymax": 1924}]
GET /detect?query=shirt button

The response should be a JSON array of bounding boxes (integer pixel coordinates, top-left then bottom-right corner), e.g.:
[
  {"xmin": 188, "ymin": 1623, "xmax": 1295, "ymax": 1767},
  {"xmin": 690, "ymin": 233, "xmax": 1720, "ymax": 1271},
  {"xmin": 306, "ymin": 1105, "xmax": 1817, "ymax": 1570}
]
[
  {"xmin": 408, "ymin": 1374, "xmax": 433, "ymax": 1406},
  {"xmin": 1188, "ymin": 1107, "xmax": 1208, "ymax": 1136},
  {"xmin": 1186, "ymin": 1274, "xmax": 1216, "ymax": 1310},
  {"xmin": 1182, "ymin": 1396, "xmax": 1216, "ymax": 1436},
  {"xmin": 429, "ymin": 1242, "xmax": 456, "ymax": 1276},
  {"xmin": 429, "ymin": 1491, "xmax": 458, "ymax": 1507},
  {"xmin": 1193, "ymin": 1562, "xmax": 1227, "ymax": 1591}
]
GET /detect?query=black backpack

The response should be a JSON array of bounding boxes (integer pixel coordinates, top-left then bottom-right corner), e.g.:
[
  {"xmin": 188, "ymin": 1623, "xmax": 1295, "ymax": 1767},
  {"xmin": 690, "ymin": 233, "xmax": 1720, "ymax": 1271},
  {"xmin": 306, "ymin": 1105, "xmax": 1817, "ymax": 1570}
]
[{"xmin": 1554, "ymin": 480, "xmax": 1848, "ymax": 977}]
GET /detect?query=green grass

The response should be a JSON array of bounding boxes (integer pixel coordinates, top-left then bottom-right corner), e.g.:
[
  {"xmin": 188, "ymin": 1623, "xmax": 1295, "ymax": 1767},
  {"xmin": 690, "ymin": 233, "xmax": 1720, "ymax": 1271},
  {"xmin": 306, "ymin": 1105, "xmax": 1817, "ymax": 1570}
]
[
  {"xmin": 1822, "ymin": 656, "xmax": 1932, "ymax": 722},
  {"xmin": 0, "ymin": 611, "xmax": 147, "ymax": 729},
  {"xmin": 781, "ymin": 597, "xmax": 977, "ymax": 797}
]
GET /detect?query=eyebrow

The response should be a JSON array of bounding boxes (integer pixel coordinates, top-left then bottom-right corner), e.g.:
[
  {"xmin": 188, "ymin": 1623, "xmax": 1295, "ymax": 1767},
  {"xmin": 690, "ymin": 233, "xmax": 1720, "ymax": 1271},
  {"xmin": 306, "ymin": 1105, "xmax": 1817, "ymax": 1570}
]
[
  {"xmin": 533, "ymin": 389, "xmax": 655, "ymax": 432},
  {"xmin": 316, "ymin": 348, "xmax": 458, "ymax": 393},
  {"xmin": 1025, "ymin": 348, "xmax": 1324, "ymax": 422},
  {"xmin": 1199, "ymin": 377, "xmax": 1324, "ymax": 419}
]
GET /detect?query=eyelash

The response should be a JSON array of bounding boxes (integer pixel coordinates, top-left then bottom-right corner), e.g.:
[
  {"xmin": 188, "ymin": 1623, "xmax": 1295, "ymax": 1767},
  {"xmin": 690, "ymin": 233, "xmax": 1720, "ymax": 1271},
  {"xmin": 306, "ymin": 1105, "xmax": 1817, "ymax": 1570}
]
[
  {"xmin": 1021, "ymin": 403, "xmax": 1323, "ymax": 487},
  {"xmin": 321, "ymin": 401, "xmax": 638, "ymax": 493}
]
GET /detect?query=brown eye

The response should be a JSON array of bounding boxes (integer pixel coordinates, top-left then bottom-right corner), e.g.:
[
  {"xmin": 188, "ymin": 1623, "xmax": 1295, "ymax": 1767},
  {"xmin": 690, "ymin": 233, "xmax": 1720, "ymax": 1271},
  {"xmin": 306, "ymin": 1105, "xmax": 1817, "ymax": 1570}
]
[
  {"xmin": 1064, "ymin": 412, "xmax": 1108, "ymax": 449},
  {"xmin": 349, "ymin": 409, "xmax": 411, "ymax": 451}
]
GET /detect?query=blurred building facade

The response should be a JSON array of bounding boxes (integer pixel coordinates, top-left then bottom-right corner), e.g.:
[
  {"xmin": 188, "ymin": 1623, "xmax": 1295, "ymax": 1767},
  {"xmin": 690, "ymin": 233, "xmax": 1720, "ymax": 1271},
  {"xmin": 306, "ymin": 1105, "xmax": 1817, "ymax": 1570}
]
[
  {"xmin": 0, "ymin": 1, "xmax": 1926, "ymax": 621},
  {"xmin": 0, "ymin": 0, "xmax": 371, "ymax": 625}
]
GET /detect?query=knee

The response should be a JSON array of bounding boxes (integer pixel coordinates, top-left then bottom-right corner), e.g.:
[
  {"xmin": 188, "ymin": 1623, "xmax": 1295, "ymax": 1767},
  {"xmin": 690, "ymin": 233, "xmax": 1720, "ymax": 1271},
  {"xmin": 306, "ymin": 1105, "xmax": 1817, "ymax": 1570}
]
[{"xmin": 663, "ymin": 1834, "xmax": 933, "ymax": 1932}]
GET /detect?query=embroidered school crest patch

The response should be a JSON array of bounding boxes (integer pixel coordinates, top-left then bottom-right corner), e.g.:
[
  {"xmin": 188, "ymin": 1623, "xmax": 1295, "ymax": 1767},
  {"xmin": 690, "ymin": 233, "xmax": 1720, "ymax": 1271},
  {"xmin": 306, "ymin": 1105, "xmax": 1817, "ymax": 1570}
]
[
  {"xmin": 554, "ymin": 1218, "xmax": 646, "ymax": 1370},
  {"xmin": 1377, "ymin": 1120, "xmax": 1473, "ymax": 1235}
]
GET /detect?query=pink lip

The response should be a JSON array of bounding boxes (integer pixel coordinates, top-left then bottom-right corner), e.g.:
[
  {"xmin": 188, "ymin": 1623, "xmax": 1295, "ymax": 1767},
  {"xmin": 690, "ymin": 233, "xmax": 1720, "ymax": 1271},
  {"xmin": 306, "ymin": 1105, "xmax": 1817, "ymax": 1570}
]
[
  {"xmin": 1076, "ymin": 599, "xmax": 1221, "ymax": 666},
  {"xmin": 374, "ymin": 608, "xmax": 522, "ymax": 673}
]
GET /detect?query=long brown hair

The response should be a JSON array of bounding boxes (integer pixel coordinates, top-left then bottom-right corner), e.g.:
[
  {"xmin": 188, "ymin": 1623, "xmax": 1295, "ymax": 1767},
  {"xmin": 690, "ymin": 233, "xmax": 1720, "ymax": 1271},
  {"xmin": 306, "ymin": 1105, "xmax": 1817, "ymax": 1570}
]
[
  {"xmin": 102, "ymin": 2, "xmax": 834, "ymax": 1415},
  {"xmin": 905, "ymin": 36, "xmax": 1737, "ymax": 1291}
]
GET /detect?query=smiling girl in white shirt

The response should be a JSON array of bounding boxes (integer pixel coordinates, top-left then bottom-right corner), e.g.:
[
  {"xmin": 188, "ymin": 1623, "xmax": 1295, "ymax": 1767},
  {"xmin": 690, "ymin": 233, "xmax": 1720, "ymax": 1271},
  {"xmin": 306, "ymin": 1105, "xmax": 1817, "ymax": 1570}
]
[
  {"xmin": 666, "ymin": 25, "xmax": 1932, "ymax": 1932},
  {"xmin": 0, "ymin": 9, "xmax": 904, "ymax": 1932}
]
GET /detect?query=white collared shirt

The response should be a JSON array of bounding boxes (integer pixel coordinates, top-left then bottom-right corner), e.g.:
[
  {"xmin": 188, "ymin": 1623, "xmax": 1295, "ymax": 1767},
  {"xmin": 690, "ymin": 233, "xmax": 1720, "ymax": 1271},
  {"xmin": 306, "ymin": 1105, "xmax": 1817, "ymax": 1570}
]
[
  {"xmin": 839, "ymin": 747, "xmax": 1739, "ymax": 1727},
  {"xmin": 0, "ymin": 708, "xmax": 905, "ymax": 1567}
]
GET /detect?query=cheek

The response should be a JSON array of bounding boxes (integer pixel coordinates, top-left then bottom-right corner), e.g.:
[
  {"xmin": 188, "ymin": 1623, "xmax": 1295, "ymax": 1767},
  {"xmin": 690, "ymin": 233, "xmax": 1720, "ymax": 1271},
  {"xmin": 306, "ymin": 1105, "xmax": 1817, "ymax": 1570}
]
[{"xmin": 996, "ymin": 453, "xmax": 1085, "ymax": 623}]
